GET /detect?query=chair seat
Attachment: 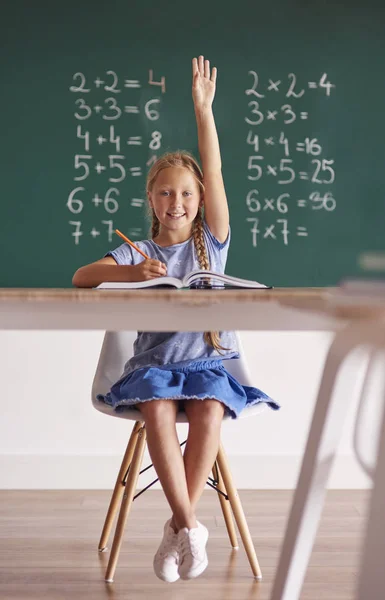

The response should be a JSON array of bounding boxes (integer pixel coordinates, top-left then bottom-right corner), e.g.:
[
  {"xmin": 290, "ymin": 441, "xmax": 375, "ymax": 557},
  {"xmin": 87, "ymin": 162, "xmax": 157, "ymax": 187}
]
[{"xmin": 92, "ymin": 331, "xmax": 267, "ymax": 421}]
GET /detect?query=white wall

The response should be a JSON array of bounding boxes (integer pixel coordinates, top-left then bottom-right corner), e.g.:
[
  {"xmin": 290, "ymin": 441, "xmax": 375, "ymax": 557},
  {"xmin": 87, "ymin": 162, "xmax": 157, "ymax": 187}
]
[{"xmin": 0, "ymin": 330, "xmax": 373, "ymax": 489}]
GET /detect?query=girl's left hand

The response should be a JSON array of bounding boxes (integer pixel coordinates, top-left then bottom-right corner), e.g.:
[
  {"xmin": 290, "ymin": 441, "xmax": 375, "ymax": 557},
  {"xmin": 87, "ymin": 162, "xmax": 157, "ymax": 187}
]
[{"xmin": 192, "ymin": 55, "xmax": 217, "ymax": 111}]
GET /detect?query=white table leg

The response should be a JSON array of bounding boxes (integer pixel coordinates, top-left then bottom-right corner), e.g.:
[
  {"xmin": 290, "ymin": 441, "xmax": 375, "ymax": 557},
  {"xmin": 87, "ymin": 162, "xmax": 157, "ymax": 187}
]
[
  {"xmin": 355, "ymin": 358, "xmax": 385, "ymax": 600},
  {"xmin": 270, "ymin": 327, "xmax": 368, "ymax": 600}
]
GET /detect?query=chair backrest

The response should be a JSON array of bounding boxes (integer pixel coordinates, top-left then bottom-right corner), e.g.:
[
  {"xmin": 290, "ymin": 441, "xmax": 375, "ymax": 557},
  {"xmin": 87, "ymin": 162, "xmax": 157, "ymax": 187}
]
[{"xmin": 92, "ymin": 331, "xmax": 266, "ymax": 421}]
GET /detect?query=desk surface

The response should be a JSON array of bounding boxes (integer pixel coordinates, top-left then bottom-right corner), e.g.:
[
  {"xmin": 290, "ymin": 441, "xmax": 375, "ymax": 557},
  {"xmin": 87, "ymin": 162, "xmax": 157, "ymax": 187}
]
[
  {"xmin": 0, "ymin": 288, "xmax": 384, "ymax": 331},
  {"xmin": 0, "ymin": 287, "xmax": 327, "ymax": 302}
]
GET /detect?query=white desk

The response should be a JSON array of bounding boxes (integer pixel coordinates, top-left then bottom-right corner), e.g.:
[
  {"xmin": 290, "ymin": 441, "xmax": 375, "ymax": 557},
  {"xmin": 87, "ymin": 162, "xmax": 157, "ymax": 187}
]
[
  {"xmin": 0, "ymin": 287, "xmax": 350, "ymax": 332},
  {"xmin": 2, "ymin": 287, "xmax": 385, "ymax": 598}
]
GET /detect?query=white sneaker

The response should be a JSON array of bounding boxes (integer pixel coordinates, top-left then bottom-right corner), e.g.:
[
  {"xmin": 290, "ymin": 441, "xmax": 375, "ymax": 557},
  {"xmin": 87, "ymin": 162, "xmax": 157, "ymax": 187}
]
[
  {"xmin": 153, "ymin": 519, "xmax": 180, "ymax": 583},
  {"xmin": 177, "ymin": 521, "xmax": 209, "ymax": 580}
]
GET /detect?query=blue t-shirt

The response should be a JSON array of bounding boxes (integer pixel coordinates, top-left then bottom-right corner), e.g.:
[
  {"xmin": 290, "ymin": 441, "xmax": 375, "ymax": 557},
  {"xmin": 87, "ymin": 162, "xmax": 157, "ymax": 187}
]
[{"xmin": 106, "ymin": 220, "xmax": 239, "ymax": 375}]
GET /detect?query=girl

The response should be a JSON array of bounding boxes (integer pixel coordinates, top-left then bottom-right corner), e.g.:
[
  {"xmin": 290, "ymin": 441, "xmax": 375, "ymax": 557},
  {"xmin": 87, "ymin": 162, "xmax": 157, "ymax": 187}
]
[{"xmin": 73, "ymin": 55, "xmax": 279, "ymax": 583}]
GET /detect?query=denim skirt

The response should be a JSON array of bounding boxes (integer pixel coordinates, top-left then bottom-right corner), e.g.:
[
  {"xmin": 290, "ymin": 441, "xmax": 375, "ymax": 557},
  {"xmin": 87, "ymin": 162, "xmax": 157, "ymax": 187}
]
[{"xmin": 97, "ymin": 358, "xmax": 280, "ymax": 419}]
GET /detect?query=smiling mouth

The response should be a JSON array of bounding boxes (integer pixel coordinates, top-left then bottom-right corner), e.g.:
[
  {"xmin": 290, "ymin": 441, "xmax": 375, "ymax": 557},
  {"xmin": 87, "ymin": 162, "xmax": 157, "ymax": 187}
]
[{"xmin": 167, "ymin": 213, "xmax": 186, "ymax": 219}]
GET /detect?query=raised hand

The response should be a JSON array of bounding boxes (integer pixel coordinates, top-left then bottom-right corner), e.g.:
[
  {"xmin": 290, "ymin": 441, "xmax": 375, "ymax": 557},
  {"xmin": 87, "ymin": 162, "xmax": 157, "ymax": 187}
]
[{"xmin": 192, "ymin": 55, "xmax": 217, "ymax": 111}]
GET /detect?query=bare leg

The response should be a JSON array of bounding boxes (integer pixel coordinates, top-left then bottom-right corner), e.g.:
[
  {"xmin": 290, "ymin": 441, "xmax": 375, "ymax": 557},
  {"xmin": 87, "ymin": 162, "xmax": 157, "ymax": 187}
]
[
  {"xmin": 169, "ymin": 399, "xmax": 225, "ymax": 530},
  {"xmin": 137, "ymin": 399, "xmax": 196, "ymax": 531}
]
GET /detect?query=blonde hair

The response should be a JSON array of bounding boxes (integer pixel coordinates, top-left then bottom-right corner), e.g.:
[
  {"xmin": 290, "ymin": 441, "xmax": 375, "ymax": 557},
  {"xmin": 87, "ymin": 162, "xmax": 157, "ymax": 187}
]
[{"xmin": 146, "ymin": 151, "xmax": 230, "ymax": 354}]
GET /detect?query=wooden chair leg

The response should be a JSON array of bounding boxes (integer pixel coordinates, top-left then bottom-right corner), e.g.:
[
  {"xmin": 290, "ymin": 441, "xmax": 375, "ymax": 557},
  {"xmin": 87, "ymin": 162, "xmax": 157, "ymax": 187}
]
[
  {"xmin": 212, "ymin": 460, "xmax": 239, "ymax": 549},
  {"xmin": 105, "ymin": 424, "xmax": 147, "ymax": 583},
  {"xmin": 99, "ymin": 420, "xmax": 143, "ymax": 551},
  {"xmin": 216, "ymin": 442, "xmax": 262, "ymax": 580}
]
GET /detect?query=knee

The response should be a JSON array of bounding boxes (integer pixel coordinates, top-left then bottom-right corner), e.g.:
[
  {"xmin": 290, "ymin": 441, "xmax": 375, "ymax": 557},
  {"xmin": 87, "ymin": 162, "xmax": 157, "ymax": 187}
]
[
  {"xmin": 138, "ymin": 399, "xmax": 177, "ymax": 425},
  {"xmin": 188, "ymin": 399, "xmax": 225, "ymax": 430}
]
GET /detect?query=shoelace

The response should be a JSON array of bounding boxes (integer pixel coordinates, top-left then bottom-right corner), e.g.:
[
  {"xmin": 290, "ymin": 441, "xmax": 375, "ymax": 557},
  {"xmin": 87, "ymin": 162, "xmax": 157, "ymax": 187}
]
[
  {"xmin": 159, "ymin": 528, "xmax": 178, "ymax": 559},
  {"xmin": 179, "ymin": 530, "xmax": 201, "ymax": 559}
]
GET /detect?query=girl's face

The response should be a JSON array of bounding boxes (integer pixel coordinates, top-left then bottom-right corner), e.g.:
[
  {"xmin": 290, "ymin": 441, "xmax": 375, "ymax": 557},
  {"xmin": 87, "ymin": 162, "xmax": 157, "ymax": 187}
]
[{"xmin": 148, "ymin": 167, "xmax": 202, "ymax": 233}]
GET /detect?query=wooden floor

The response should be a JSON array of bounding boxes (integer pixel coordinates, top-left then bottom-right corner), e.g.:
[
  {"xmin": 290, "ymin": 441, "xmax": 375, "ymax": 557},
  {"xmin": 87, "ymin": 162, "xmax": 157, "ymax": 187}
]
[{"xmin": 0, "ymin": 489, "xmax": 369, "ymax": 600}]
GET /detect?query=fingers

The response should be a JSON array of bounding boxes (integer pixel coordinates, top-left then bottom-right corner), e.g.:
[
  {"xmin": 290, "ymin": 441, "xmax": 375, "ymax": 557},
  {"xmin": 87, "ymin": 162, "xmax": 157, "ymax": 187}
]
[
  {"xmin": 192, "ymin": 57, "xmax": 198, "ymax": 76},
  {"xmin": 150, "ymin": 260, "xmax": 167, "ymax": 276},
  {"xmin": 198, "ymin": 54, "xmax": 205, "ymax": 76},
  {"xmin": 138, "ymin": 259, "xmax": 167, "ymax": 280},
  {"xmin": 204, "ymin": 58, "xmax": 210, "ymax": 79},
  {"xmin": 193, "ymin": 55, "xmax": 216, "ymax": 81},
  {"xmin": 198, "ymin": 55, "xmax": 209, "ymax": 78}
]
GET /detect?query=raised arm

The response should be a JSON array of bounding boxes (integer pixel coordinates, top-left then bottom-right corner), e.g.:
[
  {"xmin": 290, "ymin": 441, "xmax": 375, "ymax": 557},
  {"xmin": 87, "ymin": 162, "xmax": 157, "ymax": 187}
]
[{"xmin": 192, "ymin": 55, "xmax": 229, "ymax": 243}]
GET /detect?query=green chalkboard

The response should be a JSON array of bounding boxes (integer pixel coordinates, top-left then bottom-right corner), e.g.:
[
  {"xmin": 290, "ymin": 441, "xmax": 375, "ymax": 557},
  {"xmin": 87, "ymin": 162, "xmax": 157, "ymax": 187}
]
[{"xmin": 1, "ymin": 0, "xmax": 384, "ymax": 287}]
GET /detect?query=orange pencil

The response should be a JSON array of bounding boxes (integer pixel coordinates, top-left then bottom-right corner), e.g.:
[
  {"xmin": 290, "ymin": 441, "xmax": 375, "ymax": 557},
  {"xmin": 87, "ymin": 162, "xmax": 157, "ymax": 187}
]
[{"xmin": 115, "ymin": 229, "xmax": 151, "ymax": 260}]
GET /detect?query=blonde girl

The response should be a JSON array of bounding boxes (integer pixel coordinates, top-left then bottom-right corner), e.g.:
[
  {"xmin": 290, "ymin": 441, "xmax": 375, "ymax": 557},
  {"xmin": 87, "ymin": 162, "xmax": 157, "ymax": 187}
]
[{"xmin": 73, "ymin": 55, "xmax": 279, "ymax": 583}]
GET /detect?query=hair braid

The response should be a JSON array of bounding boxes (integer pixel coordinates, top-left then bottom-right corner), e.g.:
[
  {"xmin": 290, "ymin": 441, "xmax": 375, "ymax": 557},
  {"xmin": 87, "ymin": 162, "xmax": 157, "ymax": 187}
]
[
  {"xmin": 151, "ymin": 215, "xmax": 160, "ymax": 240},
  {"xmin": 193, "ymin": 210, "xmax": 231, "ymax": 353}
]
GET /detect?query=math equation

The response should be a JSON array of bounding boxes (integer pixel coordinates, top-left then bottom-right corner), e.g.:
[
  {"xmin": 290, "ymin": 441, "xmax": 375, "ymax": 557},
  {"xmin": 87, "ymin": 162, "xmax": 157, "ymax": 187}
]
[
  {"xmin": 67, "ymin": 69, "xmax": 165, "ymax": 244},
  {"xmin": 244, "ymin": 71, "xmax": 336, "ymax": 247}
]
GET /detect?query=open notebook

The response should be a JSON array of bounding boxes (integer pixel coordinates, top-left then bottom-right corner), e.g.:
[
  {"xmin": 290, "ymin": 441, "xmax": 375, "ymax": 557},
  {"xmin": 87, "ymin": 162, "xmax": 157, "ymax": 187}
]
[{"xmin": 95, "ymin": 269, "xmax": 272, "ymax": 290}]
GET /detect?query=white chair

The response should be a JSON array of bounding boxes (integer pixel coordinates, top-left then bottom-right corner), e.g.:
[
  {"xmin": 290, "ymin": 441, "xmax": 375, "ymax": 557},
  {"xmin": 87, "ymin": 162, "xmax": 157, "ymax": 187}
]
[
  {"xmin": 269, "ymin": 319, "xmax": 385, "ymax": 600},
  {"xmin": 92, "ymin": 330, "xmax": 267, "ymax": 583}
]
